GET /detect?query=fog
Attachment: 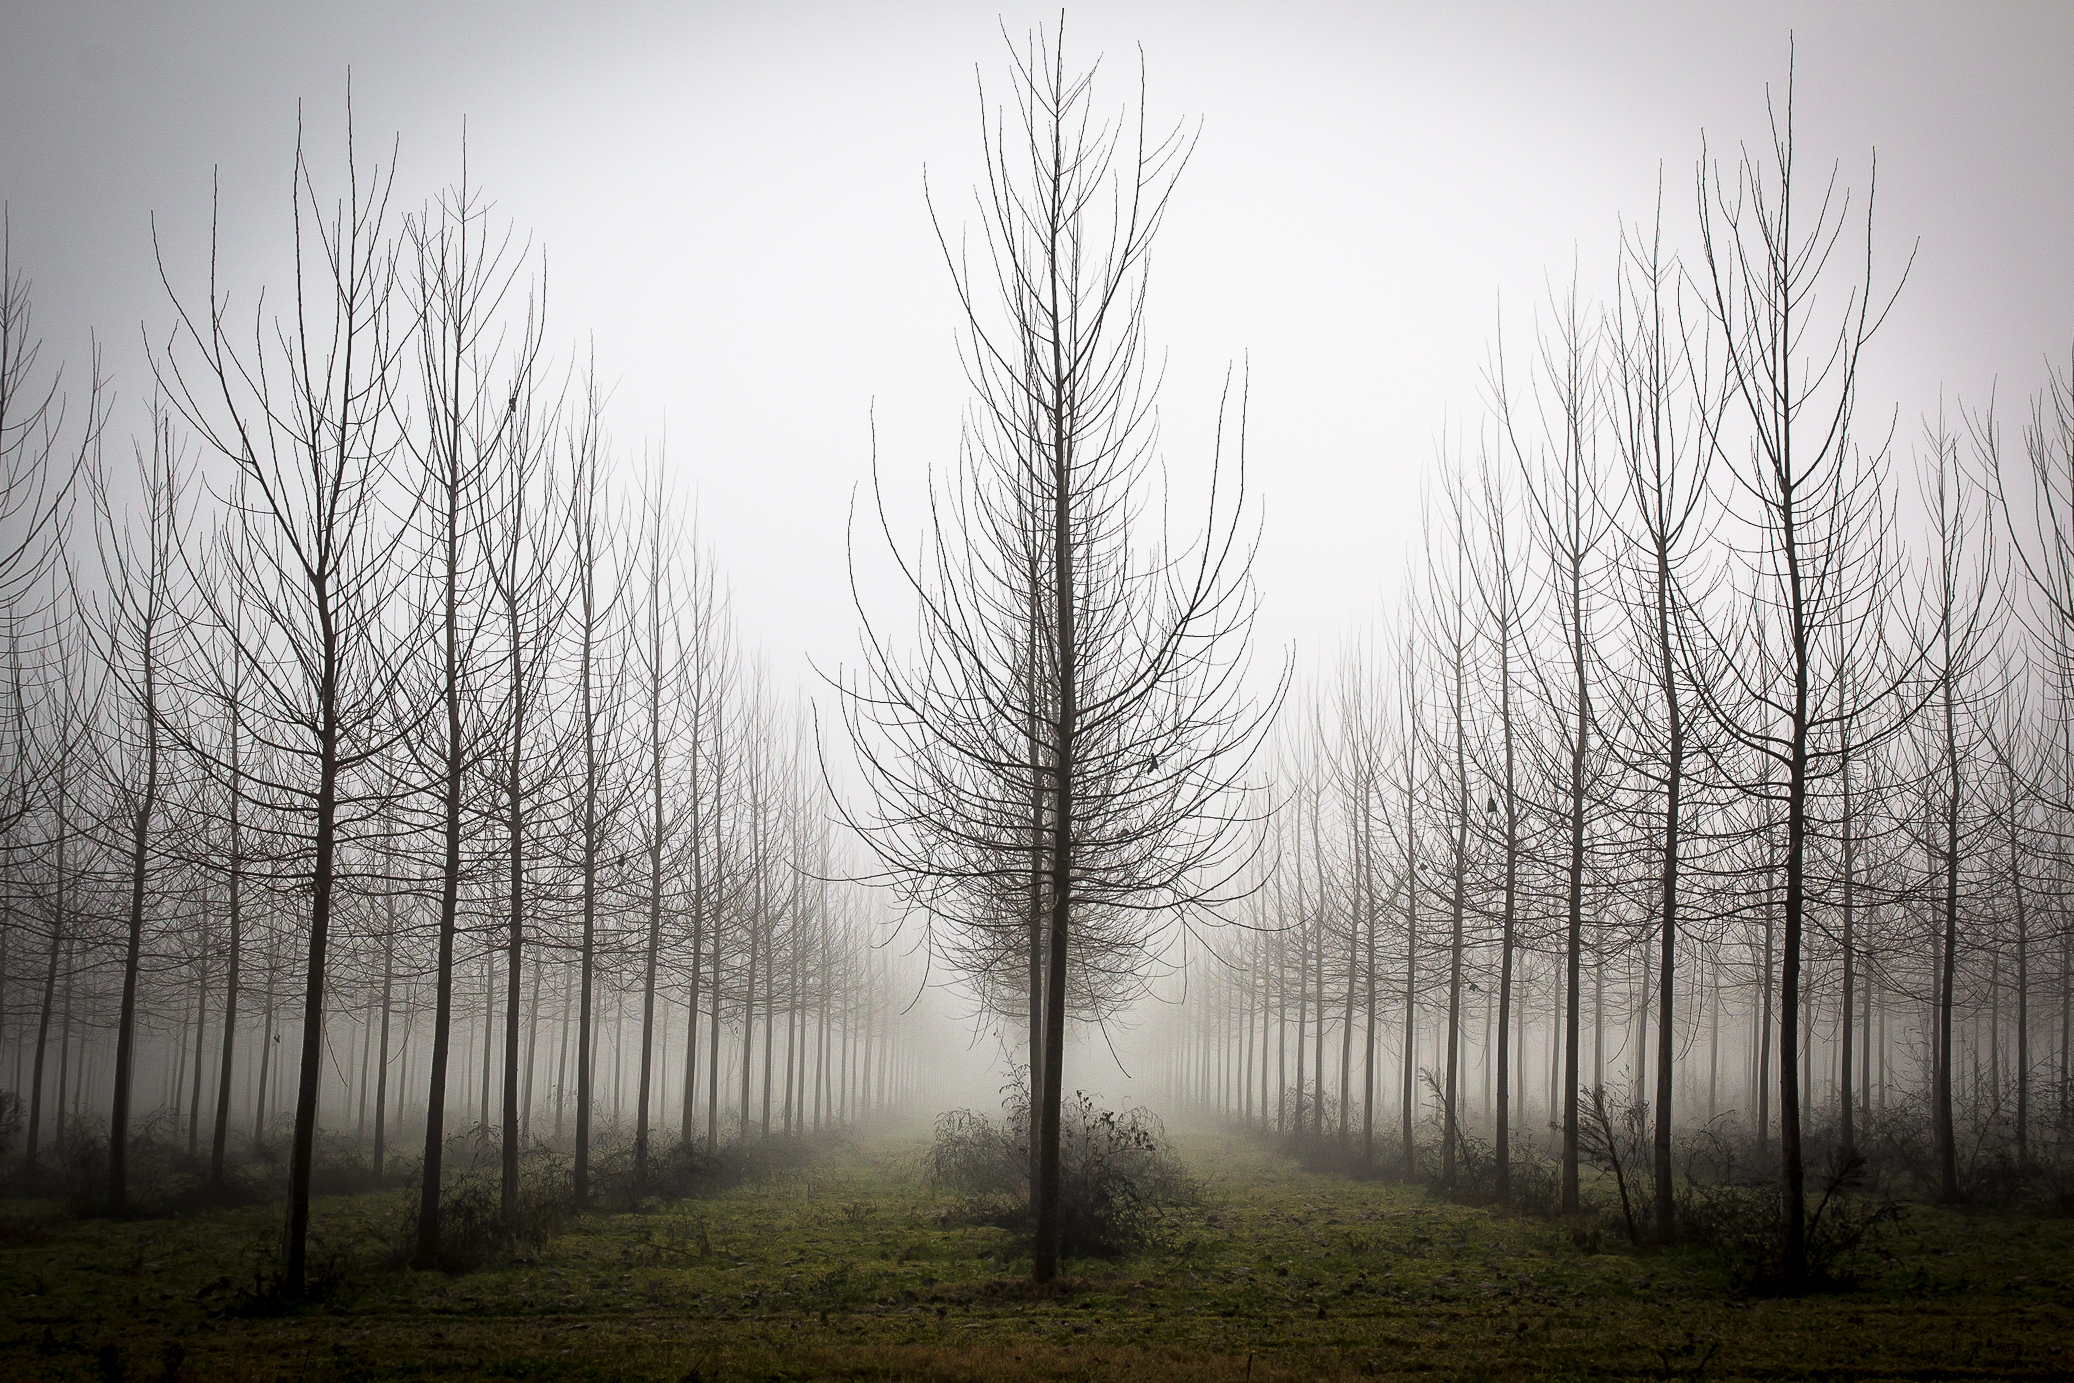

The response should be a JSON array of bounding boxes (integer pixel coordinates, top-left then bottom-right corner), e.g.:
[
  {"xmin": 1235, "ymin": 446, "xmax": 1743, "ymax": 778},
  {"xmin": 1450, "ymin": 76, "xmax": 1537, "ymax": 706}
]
[{"xmin": 2, "ymin": 3, "xmax": 2073, "ymax": 1368}]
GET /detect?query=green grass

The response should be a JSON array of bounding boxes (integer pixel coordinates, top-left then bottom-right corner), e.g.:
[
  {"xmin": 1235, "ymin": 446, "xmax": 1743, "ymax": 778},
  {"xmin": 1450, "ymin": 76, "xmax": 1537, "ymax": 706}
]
[{"xmin": 3, "ymin": 1132, "xmax": 2071, "ymax": 1380}]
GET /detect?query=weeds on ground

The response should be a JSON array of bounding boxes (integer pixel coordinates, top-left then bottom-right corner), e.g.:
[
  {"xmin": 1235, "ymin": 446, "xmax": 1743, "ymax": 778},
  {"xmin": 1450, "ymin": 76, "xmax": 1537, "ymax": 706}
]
[{"xmin": 1, "ymin": 1129, "xmax": 2072, "ymax": 1383}]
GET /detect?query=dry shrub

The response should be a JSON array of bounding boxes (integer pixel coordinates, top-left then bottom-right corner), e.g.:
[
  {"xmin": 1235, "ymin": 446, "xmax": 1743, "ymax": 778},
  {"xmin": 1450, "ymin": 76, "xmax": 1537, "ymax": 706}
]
[{"xmin": 930, "ymin": 1085, "xmax": 1197, "ymax": 1260}]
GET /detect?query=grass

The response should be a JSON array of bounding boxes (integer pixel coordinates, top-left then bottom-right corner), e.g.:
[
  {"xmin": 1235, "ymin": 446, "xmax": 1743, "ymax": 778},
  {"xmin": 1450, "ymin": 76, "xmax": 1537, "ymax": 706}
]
[{"xmin": 2, "ymin": 1131, "xmax": 2071, "ymax": 1380}]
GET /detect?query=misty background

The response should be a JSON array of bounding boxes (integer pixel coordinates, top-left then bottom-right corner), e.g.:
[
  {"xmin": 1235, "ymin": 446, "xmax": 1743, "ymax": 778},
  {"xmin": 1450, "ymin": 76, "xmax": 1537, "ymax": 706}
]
[{"xmin": 5, "ymin": 0, "xmax": 2070, "ymax": 694}]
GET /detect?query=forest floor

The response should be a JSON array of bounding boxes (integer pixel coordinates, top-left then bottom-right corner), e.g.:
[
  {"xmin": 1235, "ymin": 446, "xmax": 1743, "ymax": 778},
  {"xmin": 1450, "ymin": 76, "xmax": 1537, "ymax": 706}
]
[{"xmin": 2, "ymin": 1131, "xmax": 2071, "ymax": 1381}]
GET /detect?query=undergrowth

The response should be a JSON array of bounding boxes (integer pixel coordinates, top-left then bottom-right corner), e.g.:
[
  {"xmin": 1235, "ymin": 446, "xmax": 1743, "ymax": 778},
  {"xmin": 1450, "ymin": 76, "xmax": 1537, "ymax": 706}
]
[{"xmin": 929, "ymin": 1084, "xmax": 1198, "ymax": 1259}]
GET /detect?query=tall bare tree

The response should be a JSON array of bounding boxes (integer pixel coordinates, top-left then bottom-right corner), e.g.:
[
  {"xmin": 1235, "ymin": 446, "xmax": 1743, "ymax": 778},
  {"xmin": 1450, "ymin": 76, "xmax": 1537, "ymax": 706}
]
[
  {"xmin": 159, "ymin": 106, "xmax": 416, "ymax": 1294},
  {"xmin": 405, "ymin": 159, "xmax": 530, "ymax": 1265},
  {"xmin": 1691, "ymin": 62, "xmax": 1913, "ymax": 1277},
  {"xmin": 841, "ymin": 27, "xmax": 1274, "ymax": 1282}
]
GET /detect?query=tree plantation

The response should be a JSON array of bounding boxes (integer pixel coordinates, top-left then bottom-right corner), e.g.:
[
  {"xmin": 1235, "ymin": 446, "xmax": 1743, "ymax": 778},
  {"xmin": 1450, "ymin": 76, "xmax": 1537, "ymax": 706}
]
[{"xmin": 2, "ymin": 18, "xmax": 2072, "ymax": 1383}]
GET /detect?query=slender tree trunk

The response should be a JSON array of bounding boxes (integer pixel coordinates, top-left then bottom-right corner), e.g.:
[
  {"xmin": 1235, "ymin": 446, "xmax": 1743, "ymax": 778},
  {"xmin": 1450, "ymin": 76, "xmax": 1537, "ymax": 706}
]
[
  {"xmin": 740, "ymin": 828, "xmax": 760, "ymax": 1141},
  {"xmin": 1495, "ymin": 617, "xmax": 1518, "ymax": 1199},
  {"xmin": 1758, "ymin": 883, "xmax": 1774, "ymax": 1157},
  {"xmin": 1293, "ymin": 814, "xmax": 1309, "ymax": 1134},
  {"xmin": 575, "ymin": 597, "xmax": 600, "ymax": 1203},
  {"xmin": 1838, "ymin": 707, "xmax": 1857, "ymax": 1161},
  {"xmin": 1934, "ymin": 635, "xmax": 1962, "ymax": 1203},
  {"xmin": 682, "ymin": 686, "xmax": 704, "ymax": 1147},
  {"xmin": 109, "ymin": 653, "xmax": 162, "ymax": 1212},
  {"xmin": 1444, "ymin": 589, "xmax": 1469, "ymax": 1186},
  {"xmin": 1027, "ymin": 577, "xmax": 1046, "ymax": 1196},
  {"xmin": 1560, "ymin": 557, "xmax": 1588, "ymax": 1215},
  {"xmin": 706, "ymin": 705, "xmax": 727, "ymax": 1148},
  {"xmin": 523, "ymin": 959, "xmax": 542, "ymax": 1143},
  {"xmin": 1361, "ymin": 791, "xmax": 1378, "ymax": 1170},
  {"xmin": 553, "ymin": 966, "xmax": 571, "ymax": 1142},
  {"xmin": 1401, "ymin": 749, "xmax": 1418, "ymax": 1181},
  {"xmin": 502, "ymin": 596, "xmax": 527, "ymax": 1226},
  {"xmin": 253, "ymin": 967, "xmax": 274, "ymax": 1149},
  {"xmin": 189, "ymin": 908, "xmax": 211, "ymax": 1159},
  {"xmin": 635, "ymin": 725, "xmax": 664, "ymax": 1186},
  {"xmin": 2010, "ymin": 761, "xmax": 2030, "ymax": 1168},
  {"xmin": 482, "ymin": 956, "xmax": 495, "ymax": 1130},
  {"xmin": 23, "ymin": 774, "xmax": 65, "ymax": 1174},
  {"xmin": 373, "ymin": 921, "xmax": 393, "ymax": 1181},
  {"xmin": 55, "ymin": 938, "xmax": 74, "ymax": 1151},
  {"xmin": 286, "ymin": 624, "xmax": 343, "ymax": 1295},
  {"xmin": 413, "ymin": 476, "xmax": 468, "ymax": 1265},
  {"xmin": 1033, "ymin": 221, "xmax": 1077, "ymax": 1283},
  {"xmin": 1339, "ymin": 835, "xmax": 1356, "ymax": 1141},
  {"xmin": 1651, "ymin": 535, "xmax": 1684, "ymax": 1241}
]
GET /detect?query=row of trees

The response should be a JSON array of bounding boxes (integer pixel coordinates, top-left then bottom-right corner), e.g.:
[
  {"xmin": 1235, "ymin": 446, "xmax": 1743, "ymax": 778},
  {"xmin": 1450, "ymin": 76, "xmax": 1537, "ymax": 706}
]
[
  {"xmin": 0, "ymin": 118, "xmax": 913, "ymax": 1291},
  {"xmin": 1147, "ymin": 79, "xmax": 2073, "ymax": 1282}
]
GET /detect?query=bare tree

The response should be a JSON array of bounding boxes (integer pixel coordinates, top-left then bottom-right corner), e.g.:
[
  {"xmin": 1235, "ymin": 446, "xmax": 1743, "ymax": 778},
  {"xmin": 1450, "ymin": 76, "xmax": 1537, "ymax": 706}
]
[
  {"xmin": 1606, "ymin": 200, "xmax": 1722, "ymax": 1239},
  {"xmin": 562, "ymin": 370, "xmax": 623, "ymax": 1201},
  {"xmin": 1496, "ymin": 278, "xmax": 1612, "ymax": 1214},
  {"xmin": 482, "ymin": 303, "xmax": 560, "ymax": 1227},
  {"xmin": 91, "ymin": 405, "xmax": 186, "ymax": 1211},
  {"xmin": 1912, "ymin": 422, "xmax": 1998, "ymax": 1202},
  {"xmin": 632, "ymin": 459, "xmax": 690, "ymax": 1187},
  {"xmin": 403, "ymin": 158, "xmax": 532, "ymax": 1265},
  {"xmin": 158, "ymin": 105, "xmax": 416, "ymax": 1295},
  {"xmin": 1691, "ymin": 61, "xmax": 1913, "ymax": 1277},
  {"xmin": 840, "ymin": 26, "xmax": 1274, "ymax": 1282}
]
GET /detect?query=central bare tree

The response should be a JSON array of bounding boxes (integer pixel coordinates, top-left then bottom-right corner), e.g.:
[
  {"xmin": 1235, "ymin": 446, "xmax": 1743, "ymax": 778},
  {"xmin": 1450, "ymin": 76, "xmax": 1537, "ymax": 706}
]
[{"xmin": 839, "ymin": 27, "xmax": 1275, "ymax": 1283}]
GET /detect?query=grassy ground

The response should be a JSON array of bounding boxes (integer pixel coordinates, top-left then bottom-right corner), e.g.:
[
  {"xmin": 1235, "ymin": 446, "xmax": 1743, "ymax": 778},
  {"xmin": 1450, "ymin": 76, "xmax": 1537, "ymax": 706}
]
[{"xmin": 2, "ymin": 1131, "xmax": 2071, "ymax": 1381}]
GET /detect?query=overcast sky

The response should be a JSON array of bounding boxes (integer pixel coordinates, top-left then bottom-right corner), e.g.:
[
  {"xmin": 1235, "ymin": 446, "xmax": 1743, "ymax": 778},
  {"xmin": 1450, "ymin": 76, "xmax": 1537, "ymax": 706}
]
[{"xmin": 5, "ymin": 0, "xmax": 2071, "ymax": 686}]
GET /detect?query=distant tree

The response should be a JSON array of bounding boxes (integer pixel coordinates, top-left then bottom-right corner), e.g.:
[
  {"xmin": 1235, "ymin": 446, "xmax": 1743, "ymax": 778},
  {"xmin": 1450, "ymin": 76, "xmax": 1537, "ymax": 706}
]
[
  {"xmin": 1912, "ymin": 423, "xmax": 1997, "ymax": 1203},
  {"xmin": 632, "ymin": 461, "xmax": 690, "ymax": 1189},
  {"xmin": 1495, "ymin": 278, "xmax": 1612, "ymax": 1215},
  {"xmin": 481, "ymin": 300, "xmax": 560, "ymax": 1228},
  {"xmin": 1464, "ymin": 440, "xmax": 1536, "ymax": 1199},
  {"xmin": 90, "ymin": 404, "xmax": 186, "ymax": 1212},
  {"xmin": 562, "ymin": 370, "xmax": 623, "ymax": 1201},
  {"xmin": 1604, "ymin": 202, "xmax": 1721, "ymax": 1239},
  {"xmin": 404, "ymin": 160, "xmax": 530, "ymax": 1266}
]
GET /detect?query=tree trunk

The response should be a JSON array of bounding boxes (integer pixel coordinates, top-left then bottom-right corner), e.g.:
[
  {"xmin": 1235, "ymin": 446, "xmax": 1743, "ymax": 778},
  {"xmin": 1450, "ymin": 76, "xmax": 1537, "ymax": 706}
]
[
  {"xmin": 373, "ymin": 922, "xmax": 393, "ymax": 1181},
  {"xmin": 2011, "ymin": 759, "xmax": 2030, "ymax": 1168},
  {"xmin": 502, "ymin": 591, "xmax": 528, "ymax": 1226},
  {"xmin": 1494, "ymin": 608, "xmax": 1518, "ymax": 1199},
  {"xmin": 1033, "ymin": 247, "xmax": 1078, "ymax": 1283},
  {"xmin": 23, "ymin": 773, "xmax": 65, "ymax": 1174},
  {"xmin": 1932, "ymin": 659, "xmax": 1963, "ymax": 1201},
  {"xmin": 706, "ymin": 702, "xmax": 727, "ymax": 1149},
  {"xmin": 1360, "ymin": 790, "xmax": 1378, "ymax": 1170},
  {"xmin": 1444, "ymin": 579, "xmax": 1469, "ymax": 1186},
  {"xmin": 1838, "ymin": 699, "xmax": 1857, "ymax": 1160},
  {"xmin": 1650, "ymin": 541, "xmax": 1683, "ymax": 1242},
  {"xmin": 109, "ymin": 645, "xmax": 161, "ymax": 1213},
  {"xmin": 413, "ymin": 470, "xmax": 469, "ymax": 1266},
  {"xmin": 1559, "ymin": 555, "xmax": 1587, "ymax": 1215},
  {"xmin": 285, "ymin": 626, "xmax": 342, "ymax": 1296}
]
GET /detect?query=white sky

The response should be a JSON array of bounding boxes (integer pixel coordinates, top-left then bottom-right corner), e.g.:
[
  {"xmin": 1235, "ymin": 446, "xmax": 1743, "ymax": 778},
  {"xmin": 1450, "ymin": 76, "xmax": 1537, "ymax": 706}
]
[{"xmin": 4, "ymin": 0, "xmax": 2071, "ymax": 687}]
